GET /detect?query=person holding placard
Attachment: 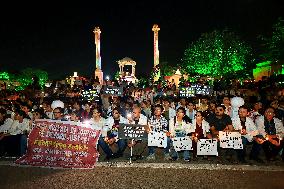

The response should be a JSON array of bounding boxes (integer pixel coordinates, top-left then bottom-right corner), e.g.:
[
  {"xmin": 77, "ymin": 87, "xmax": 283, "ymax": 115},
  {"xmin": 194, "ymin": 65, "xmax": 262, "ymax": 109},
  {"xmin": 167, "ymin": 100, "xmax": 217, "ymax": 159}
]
[
  {"xmin": 232, "ymin": 105, "xmax": 258, "ymax": 163},
  {"xmin": 162, "ymin": 98, "xmax": 176, "ymax": 122},
  {"xmin": 207, "ymin": 104, "xmax": 234, "ymax": 161},
  {"xmin": 222, "ymin": 96, "xmax": 232, "ymax": 116},
  {"xmin": 169, "ymin": 107, "xmax": 192, "ymax": 161},
  {"xmin": 146, "ymin": 104, "xmax": 170, "ymax": 161},
  {"xmin": 127, "ymin": 106, "xmax": 148, "ymax": 160},
  {"xmin": 186, "ymin": 101, "xmax": 196, "ymax": 120},
  {"xmin": 190, "ymin": 111, "xmax": 212, "ymax": 160},
  {"xmin": 98, "ymin": 107, "xmax": 128, "ymax": 160}
]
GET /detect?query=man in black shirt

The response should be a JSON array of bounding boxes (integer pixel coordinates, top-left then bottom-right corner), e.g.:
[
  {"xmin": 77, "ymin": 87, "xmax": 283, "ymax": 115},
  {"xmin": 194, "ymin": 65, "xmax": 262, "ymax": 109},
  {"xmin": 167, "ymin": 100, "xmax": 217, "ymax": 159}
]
[
  {"xmin": 207, "ymin": 104, "xmax": 234, "ymax": 161},
  {"xmin": 207, "ymin": 105, "xmax": 233, "ymax": 137}
]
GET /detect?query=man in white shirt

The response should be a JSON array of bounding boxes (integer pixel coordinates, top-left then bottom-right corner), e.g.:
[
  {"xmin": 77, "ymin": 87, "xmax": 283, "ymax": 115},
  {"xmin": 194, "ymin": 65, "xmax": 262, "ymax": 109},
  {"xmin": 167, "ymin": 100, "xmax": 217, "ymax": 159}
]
[
  {"xmin": 252, "ymin": 107, "xmax": 284, "ymax": 162},
  {"xmin": 98, "ymin": 107, "xmax": 128, "ymax": 160},
  {"xmin": 232, "ymin": 105, "xmax": 258, "ymax": 163}
]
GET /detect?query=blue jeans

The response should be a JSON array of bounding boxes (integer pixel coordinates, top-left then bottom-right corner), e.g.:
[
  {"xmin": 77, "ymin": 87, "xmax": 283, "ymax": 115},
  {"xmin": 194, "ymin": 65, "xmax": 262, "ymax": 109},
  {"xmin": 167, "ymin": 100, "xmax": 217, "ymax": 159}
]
[
  {"xmin": 148, "ymin": 136, "xmax": 171, "ymax": 155},
  {"xmin": 20, "ymin": 134, "xmax": 28, "ymax": 156},
  {"xmin": 171, "ymin": 137, "xmax": 190, "ymax": 159},
  {"xmin": 98, "ymin": 136, "xmax": 127, "ymax": 157},
  {"xmin": 236, "ymin": 136, "xmax": 249, "ymax": 161},
  {"xmin": 171, "ymin": 149, "xmax": 190, "ymax": 160}
]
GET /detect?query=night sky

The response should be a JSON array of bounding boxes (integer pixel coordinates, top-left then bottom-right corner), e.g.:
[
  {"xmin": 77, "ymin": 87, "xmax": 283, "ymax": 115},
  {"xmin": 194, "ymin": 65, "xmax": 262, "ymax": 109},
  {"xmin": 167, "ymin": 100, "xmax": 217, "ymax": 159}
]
[{"xmin": 1, "ymin": 0, "xmax": 283, "ymax": 79}]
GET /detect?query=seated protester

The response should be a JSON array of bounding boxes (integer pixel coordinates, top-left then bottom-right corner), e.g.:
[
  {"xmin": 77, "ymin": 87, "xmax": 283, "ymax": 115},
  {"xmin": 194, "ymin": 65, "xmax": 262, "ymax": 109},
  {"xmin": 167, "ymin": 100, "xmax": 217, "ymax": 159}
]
[
  {"xmin": 146, "ymin": 104, "xmax": 171, "ymax": 161},
  {"xmin": 207, "ymin": 104, "xmax": 234, "ymax": 161},
  {"xmin": 81, "ymin": 102, "xmax": 93, "ymax": 121},
  {"xmin": 41, "ymin": 100, "xmax": 53, "ymax": 119},
  {"xmin": 270, "ymin": 100, "xmax": 284, "ymax": 122},
  {"xmin": 162, "ymin": 98, "xmax": 176, "ymax": 122},
  {"xmin": 140, "ymin": 100, "xmax": 151, "ymax": 118},
  {"xmin": 252, "ymin": 107, "xmax": 284, "ymax": 162},
  {"xmin": 222, "ymin": 96, "xmax": 232, "ymax": 116},
  {"xmin": 52, "ymin": 107, "xmax": 68, "ymax": 121},
  {"xmin": 249, "ymin": 101, "xmax": 263, "ymax": 123},
  {"xmin": 196, "ymin": 97, "xmax": 209, "ymax": 112},
  {"xmin": 66, "ymin": 110, "xmax": 80, "ymax": 122},
  {"xmin": 169, "ymin": 107, "xmax": 192, "ymax": 161},
  {"xmin": 30, "ymin": 108, "xmax": 47, "ymax": 130},
  {"xmin": 204, "ymin": 100, "xmax": 217, "ymax": 120},
  {"xmin": 121, "ymin": 102, "xmax": 133, "ymax": 118},
  {"xmin": 73, "ymin": 101, "xmax": 84, "ymax": 121},
  {"xmin": 0, "ymin": 109, "xmax": 30, "ymax": 156},
  {"xmin": 90, "ymin": 107, "xmax": 107, "ymax": 136},
  {"xmin": 232, "ymin": 105, "xmax": 258, "ymax": 163},
  {"xmin": 186, "ymin": 101, "xmax": 196, "ymax": 121},
  {"xmin": 207, "ymin": 104, "xmax": 234, "ymax": 138},
  {"xmin": 0, "ymin": 108, "xmax": 13, "ymax": 134},
  {"xmin": 98, "ymin": 107, "xmax": 128, "ymax": 160},
  {"xmin": 126, "ymin": 106, "xmax": 148, "ymax": 158},
  {"xmin": 20, "ymin": 102, "xmax": 33, "ymax": 120},
  {"xmin": 176, "ymin": 97, "xmax": 188, "ymax": 111},
  {"xmin": 189, "ymin": 111, "xmax": 212, "ymax": 160}
]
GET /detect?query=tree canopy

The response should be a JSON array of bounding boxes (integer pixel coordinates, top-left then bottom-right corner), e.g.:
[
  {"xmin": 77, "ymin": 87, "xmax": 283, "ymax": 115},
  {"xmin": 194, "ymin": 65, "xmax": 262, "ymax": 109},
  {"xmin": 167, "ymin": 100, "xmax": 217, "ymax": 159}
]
[
  {"xmin": 260, "ymin": 17, "xmax": 284, "ymax": 61},
  {"xmin": 181, "ymin": 30, "xmax": 254, "ymax": 78}
]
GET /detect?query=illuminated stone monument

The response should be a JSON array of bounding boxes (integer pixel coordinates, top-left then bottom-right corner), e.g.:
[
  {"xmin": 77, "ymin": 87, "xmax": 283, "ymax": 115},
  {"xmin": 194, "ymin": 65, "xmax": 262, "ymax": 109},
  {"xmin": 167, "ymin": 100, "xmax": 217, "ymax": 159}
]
[
  {"xmin": 152, "ymin": 24, "xmax": 160, "ymax": 81},
  {"xmin": 93, "ymin": 27, "xmax": 103, "ymax": 84},
  {"xmin": 117, "ymin": 57, "xmax": 137, "ymax": 83}
]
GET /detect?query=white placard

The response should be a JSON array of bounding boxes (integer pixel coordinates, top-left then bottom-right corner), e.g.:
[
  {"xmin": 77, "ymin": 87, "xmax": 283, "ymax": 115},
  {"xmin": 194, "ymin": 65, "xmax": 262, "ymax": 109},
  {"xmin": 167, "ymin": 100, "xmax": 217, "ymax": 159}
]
[
  {"xmin": 148, "ymin": 131, "xmax": 167, "ymax": 148},
  {"xmin": 172, "ymin": 137, "xmax": 193, "ymax": 151},
  {"xmin": 197, "ymin": 139, "xmax": 218, "ymax": 156},
  {"xmin": 219, "ymin": 131, "xmax": 243, "ymax": 149}
]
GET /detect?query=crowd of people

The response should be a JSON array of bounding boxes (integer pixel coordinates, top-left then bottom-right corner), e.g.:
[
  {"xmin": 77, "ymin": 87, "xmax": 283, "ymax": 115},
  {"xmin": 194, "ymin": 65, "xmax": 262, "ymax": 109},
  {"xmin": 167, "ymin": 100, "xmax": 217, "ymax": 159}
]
[{"xmin": 0, "ymin": 78, "xmax": 283, "ymax": 165}]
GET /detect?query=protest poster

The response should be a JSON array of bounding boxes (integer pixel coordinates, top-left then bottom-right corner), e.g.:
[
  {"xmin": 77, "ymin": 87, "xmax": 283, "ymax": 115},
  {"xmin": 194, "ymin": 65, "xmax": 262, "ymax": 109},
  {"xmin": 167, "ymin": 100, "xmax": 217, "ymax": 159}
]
[
  {"xmin": 197, "ymin": 139, "xmax": 218, "ymax": 156},
  {"xmin": 192, "ymin": 84, "xmax": 213, "ymax": 96},
  {"xmin": 81, "ymin": 89, "xmax": 100, "ymax": 102},
  {"xmin": 103, "ymin": 86, "xmax": 123, "ymax": 96},
  {"xmin": 148, "ymin": 131, "xmax": 167, "ymax": 148},
  {"xmin": 15, "ymin": 120, "xmax": 101, "ymax": 169},
  {"xmin": 179, "ymin": 87, "xmax": 195, "ymax": 97},
  {"xmin": 172, "ymin": 136, "xmax": 193, "ymax": 151},
  {"xmin": 118, "ymin": 124, "xmax": 148, "ymax": 140},
  {"xmin": 219, "ymin": 131, "xmax": 243, "ymax": 149}
]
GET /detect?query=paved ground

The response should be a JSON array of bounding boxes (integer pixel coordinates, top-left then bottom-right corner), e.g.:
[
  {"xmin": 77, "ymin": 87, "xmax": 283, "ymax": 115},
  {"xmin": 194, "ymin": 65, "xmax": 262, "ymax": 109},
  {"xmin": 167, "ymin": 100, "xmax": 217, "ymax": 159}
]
[
  {"xmin": 1, "ymin": 161, "xmax": 284, "ymax": 189},
  {"xmin": 1, "ymin": 144, "xmax": 283, "ymax": 189}
]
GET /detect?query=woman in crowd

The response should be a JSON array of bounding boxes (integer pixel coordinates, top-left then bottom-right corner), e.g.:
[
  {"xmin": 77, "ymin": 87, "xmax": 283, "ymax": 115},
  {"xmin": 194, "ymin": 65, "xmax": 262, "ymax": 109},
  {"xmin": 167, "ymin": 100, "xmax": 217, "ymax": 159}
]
[
  {"xmin": 169, "ymin": 107, "xmax": 192, "ymax": 161},
  {"xmin": 190, "ymin": 111, "xmax": 212, "ymax": 160}
]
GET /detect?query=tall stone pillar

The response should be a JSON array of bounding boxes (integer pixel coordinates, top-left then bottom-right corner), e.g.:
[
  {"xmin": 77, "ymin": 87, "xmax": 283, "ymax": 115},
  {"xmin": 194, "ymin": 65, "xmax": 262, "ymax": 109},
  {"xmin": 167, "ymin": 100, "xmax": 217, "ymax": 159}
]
[
  {"xmin": 93, "ymin": 27, "xmax": 103, "ymax": 84},
  {"xmin": 152, "ymin": 24, "xmax": 160, "ymax": 81}
]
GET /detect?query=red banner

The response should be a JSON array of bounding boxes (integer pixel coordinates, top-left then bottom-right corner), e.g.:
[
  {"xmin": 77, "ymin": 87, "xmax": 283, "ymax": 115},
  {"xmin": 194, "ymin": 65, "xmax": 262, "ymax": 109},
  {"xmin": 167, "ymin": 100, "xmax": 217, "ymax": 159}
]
[{"xmin": 16, "ymin": 120, "xmax": 101, "ymax": 168}]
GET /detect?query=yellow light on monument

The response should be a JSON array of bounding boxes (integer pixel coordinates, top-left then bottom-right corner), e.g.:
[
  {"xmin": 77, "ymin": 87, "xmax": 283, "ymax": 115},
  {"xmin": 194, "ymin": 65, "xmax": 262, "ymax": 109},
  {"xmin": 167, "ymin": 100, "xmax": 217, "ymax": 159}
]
[{"xmin": 175, "ymin": 69, "xmax": 182, "ymax": 75}]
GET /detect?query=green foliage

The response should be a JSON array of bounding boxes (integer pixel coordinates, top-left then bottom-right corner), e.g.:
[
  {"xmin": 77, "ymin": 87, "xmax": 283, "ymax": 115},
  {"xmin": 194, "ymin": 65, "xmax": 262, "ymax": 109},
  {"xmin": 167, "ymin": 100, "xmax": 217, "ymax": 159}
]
[
  {"xmin": 137, "ymin": 77, "xmax": 149, "ymax": 88},
  {"xmin": 181, "ymin": 29, "xmax": 253, "ymax": 78},
  {"xmin": 114, "ymin": 71, "xmax": 120, "ymax": 80},
  {"xmin": 0, "ymin": 72, "xmax": 9, "ymax": 80},
  {"xmin": 260, "ymin": 17, "xmax": 284, "ymax": 61},
  {"xmin": 159, "ymin": 62, "xmax": 177, "ymax": 76},
  {"xmin": 4, "ymin": 68, "xmax": 48, "ymax": 91}
]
